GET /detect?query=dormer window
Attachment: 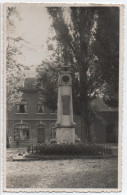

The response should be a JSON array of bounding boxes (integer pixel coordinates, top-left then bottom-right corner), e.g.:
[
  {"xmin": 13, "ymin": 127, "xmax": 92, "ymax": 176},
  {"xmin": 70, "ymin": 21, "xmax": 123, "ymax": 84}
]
[
  {"xmin": 16, "ymin": 100, "xmax": 27, "ymax": 113},
  {"xmin": 37, "ymin": 100, "xmax": 44, "ymax": 113}
]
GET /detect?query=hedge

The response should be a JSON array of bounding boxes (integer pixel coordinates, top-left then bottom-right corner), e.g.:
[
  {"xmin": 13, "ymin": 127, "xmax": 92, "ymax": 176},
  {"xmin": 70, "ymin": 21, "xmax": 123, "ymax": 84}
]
[{"xmin": 26, "ymin": 143, "xmax": 112, "ymax": 156}]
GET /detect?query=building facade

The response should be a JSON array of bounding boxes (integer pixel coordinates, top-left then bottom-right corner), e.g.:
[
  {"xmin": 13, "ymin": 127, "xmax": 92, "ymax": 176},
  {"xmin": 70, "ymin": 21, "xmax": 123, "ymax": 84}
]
[{"xmin": 7, "ymin": 78, "xmax": 118, "ymax": 147}]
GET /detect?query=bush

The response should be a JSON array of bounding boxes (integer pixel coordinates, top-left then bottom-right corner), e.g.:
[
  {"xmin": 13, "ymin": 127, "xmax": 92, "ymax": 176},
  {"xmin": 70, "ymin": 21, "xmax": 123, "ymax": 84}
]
[{"xmin": 27, "ymin": 143, "xmax": 112, "ymax": 156}]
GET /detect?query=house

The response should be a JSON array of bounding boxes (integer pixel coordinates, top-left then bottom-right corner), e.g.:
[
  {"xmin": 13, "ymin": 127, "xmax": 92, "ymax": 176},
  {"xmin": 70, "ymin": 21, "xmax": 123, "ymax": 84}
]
[
  {"xmin": 7, "ymin": 78, "xmax": 118, "ymax": 147},
  {"xmin": 91, "ymin": 98, "xmax": 118, "ymax": 143}
]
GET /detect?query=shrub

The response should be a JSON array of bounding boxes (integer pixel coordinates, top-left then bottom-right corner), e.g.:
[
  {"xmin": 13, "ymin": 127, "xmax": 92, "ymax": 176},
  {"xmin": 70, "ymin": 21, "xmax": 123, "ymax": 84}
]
[{"xmin": 27, "ymin": 143, "xmax": 112, "ymax": 156}]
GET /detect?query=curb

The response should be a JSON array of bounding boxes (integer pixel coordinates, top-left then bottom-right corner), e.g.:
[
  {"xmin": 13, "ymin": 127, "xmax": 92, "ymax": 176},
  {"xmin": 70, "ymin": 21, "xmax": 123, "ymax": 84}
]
[{"xmin": 13, "ymin": 155, "xmax": 118, "ymax": 161}]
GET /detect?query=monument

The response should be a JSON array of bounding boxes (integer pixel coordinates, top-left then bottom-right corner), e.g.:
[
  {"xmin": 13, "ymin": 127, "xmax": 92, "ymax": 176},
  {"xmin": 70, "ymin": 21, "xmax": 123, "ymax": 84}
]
[{"xmin": 55, "ymin": 66, "xmax": 76, "ymax": 144}]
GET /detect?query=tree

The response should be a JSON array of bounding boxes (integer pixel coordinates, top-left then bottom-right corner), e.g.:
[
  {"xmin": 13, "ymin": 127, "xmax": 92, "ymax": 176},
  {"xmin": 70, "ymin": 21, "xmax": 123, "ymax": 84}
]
[
  {"xmin": 36, "ymin": 7, "xmax": 97, "ymax": 142},
  {"xmin": 36, "ymin": 34, "xmax": 66, "ymax": 112},
  {"xmin": 37, "ymin": 7, "xmax": 119, "ymax": 142},
  {"xmin": 36, "ymin": 61, "xmax": 59, "ymax": 112},
  {"xmin": 6, "ymin": 7, "xmax": 28, "ymax": 110},
  {"xmin": 93, "ymin": 7, "xmax": 119, "ymax": 107}
]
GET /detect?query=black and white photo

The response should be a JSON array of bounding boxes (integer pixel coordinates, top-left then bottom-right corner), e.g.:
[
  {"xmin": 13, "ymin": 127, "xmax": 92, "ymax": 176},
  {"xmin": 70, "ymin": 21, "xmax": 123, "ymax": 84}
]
[{"xmin": 3, "ymin": 3, "xmax": 123, "ymax": 192}]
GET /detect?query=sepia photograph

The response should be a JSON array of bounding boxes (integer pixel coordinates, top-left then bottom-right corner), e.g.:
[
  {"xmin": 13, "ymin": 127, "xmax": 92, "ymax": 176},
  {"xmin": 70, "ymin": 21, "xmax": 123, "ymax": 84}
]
[{"xmin": 3, "ymin": 3, "xmax": 123, "ymax": 192}]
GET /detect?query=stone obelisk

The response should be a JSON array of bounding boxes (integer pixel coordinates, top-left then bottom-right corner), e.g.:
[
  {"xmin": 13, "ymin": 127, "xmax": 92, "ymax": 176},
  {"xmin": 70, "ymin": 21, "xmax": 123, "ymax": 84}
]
[{"xmin": 55, "ymin": 66, "xmax": 76, "ymax": 144}]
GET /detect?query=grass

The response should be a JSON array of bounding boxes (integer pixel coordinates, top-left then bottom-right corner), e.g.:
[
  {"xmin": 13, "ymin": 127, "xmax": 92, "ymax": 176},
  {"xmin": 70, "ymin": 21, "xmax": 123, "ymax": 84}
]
[{"xmin": 6, "ymin": 158, "xmax": 118, "ymax": 189}]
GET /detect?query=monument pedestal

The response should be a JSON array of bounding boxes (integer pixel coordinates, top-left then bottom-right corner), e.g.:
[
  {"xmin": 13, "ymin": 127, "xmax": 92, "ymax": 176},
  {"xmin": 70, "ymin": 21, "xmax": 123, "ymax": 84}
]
[{"xmin": 56, "ymin": 127, "xmax": 75, "ymax": 144}]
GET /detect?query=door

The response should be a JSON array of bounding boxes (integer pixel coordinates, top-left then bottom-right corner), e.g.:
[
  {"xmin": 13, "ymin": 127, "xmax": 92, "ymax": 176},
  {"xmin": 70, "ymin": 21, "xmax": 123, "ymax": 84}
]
[
  {"xmin": 37, "ymin": 125, "xmax": 45, "ymax": 143},
  {"xmin": 106, "ymin": 124, "xmax": 115, "ymax": 143}
]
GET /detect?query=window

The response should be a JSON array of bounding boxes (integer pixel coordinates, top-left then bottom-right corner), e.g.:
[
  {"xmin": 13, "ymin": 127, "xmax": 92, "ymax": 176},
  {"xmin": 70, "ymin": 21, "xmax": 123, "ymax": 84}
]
[
  {"xmin": 50, "ymin": 104, "xmax": 57, "ymax": 114},
  {"xmin": 50, "ymin": 108, "xmax": 57, "ymax": 113},
  {"xmin": 16, "ymin": 101, "xmax": 27, "ymax": 113},
  {"xmin": 37, "ymin": 100, "xmax": 44, "ymax": 113},
  {"xmin": 14, "ymin": 124, "xmax": 29, "ymax": 141},
  {"xmin": 51, "ymin": 124, "xmax": 56, "ymax": 139}
]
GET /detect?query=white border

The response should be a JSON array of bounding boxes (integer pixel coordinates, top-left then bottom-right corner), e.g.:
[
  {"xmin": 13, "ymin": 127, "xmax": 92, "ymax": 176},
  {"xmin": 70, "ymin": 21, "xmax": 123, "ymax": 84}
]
[{"xmin": 1, "ymin": 0, "xmax": 127, "ymax": 194}]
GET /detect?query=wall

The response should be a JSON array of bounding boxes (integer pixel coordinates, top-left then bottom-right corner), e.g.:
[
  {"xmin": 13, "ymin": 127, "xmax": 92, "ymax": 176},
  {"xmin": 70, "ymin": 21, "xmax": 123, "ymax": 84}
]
[
  {"xmin": 7, "ymin": 89, "xmax": 118, "ymax": 147},
  {"xmin": 7, "ymin": 89, "xmax": 57, "ymax": 147}
]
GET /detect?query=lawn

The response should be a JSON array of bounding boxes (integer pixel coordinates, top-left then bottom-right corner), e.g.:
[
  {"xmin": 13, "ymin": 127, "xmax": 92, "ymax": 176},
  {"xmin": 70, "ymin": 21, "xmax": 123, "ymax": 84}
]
[{"xmin": 6, "ymin": 157, "xmax": 118, "ymax": 189}]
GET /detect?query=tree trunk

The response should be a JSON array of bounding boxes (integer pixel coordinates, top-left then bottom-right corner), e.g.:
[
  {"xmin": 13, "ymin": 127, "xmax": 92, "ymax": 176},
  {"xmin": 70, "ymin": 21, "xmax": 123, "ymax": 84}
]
[{"xmin": 81, "ymin": 115, "xmax": 91, "ymax": 142}]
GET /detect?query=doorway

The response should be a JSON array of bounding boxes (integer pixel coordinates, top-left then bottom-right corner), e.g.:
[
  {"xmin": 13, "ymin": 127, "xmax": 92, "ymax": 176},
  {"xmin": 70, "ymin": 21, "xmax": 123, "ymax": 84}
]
[
  {"xmin": 37, "ymin": 124, "xmax": 45, "ymax": 143},
  {"xmin": 106, "ymin": 124, "xmax": 115, "ymax": 143}
]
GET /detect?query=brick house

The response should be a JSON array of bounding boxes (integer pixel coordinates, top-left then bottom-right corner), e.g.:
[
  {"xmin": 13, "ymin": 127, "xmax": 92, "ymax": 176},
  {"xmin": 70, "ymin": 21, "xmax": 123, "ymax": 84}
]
[
  {"xmin": 7, "ymin": 78, "xmax": 118, "ymax": 147},
  {"xmin": 90, "ymin": 99, "xmax": 118, "ymax": 143}
]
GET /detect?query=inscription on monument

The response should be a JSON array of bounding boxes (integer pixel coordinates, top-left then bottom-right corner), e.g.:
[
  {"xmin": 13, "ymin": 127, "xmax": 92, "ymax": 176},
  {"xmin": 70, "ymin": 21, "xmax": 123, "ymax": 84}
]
[{"xmin": 62, "ymin": 95, "xmax": 70, "ymax": 115}]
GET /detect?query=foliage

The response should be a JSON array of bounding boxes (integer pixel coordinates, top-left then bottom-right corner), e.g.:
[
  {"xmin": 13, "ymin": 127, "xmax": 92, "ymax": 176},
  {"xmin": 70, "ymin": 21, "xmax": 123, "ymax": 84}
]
[
  {"xmin": 37, "ymin": 7, "xmax": 98, "ymax": 141},
  {"xmin": 36, "ymin": 62, "xmax": 59, "ymax": 112},
  {"xmin": 93, "ymin": 7, "xmax": 119, "ymax": 107},
  {"xmin": 6, "ymin": 40, "xmax": 24, "ymax": 110},
  {"xmin": 37, "ymin": 7, "xmax": 119, "ymax": 141},
  {"xmin": 6, "ymin": 7, "xmax": 28, "ymax": 110},
  {"xmin": 27, "ymin": 143, "xmax": 112, "ymax": 156}
]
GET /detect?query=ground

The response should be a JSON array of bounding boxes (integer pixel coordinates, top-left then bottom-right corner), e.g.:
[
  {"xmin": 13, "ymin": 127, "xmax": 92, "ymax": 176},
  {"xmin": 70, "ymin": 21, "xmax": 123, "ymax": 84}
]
[{"xmin": 6, "ymin": 148, "xmax": 118, "ymax": 189}]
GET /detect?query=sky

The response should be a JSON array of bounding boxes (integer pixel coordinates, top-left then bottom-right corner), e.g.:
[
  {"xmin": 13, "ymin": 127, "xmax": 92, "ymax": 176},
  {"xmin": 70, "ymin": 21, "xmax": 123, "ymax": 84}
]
[{"xmin": 7, "ymin": 4, "xmax": 55, "ymax": 77}]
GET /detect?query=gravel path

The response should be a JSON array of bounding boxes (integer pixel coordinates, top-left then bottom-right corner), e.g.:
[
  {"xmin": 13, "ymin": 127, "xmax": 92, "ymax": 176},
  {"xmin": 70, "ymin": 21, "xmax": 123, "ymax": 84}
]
[{"xmin": 6, "ymin": 158, "xmax": 118, "ymax": 189}]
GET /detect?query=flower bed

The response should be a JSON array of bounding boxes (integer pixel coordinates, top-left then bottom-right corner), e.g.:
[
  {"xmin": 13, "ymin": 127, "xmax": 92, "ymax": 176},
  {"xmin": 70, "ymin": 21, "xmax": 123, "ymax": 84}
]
[{"xmin": 26, "ymin": 143, "xmax": 112, "ymax": 156}]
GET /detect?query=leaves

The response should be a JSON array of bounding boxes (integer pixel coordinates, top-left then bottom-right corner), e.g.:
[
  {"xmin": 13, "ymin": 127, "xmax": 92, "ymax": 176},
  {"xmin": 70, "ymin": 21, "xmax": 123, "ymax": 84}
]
[
  {"xmin": 37, "ymin": 7, "xmax": 119, "ymax": 141},
  {"xmin": 36, "ymin": 62, "xmax": 60, "ymax": 112},
  {"xmin": 6, "ymin": 7, "xmax": 26, "ymax": 110},
  {"xmin": 93, "ymin": 7, "xmax": 119, "ymax": 107}
]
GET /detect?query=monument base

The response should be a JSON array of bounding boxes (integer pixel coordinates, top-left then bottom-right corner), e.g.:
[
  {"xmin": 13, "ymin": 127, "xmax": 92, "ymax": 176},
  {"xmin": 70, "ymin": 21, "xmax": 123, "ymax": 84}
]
[{"xmin": 56, "ymin": 127, "xmax": 75, "ymax": 144}]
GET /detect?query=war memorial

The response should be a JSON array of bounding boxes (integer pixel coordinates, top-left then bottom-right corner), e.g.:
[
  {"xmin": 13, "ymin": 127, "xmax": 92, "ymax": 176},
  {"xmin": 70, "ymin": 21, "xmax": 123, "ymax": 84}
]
[{"xmin": 55, "ymin": 66, "xmax": 76, "ymax": 144}]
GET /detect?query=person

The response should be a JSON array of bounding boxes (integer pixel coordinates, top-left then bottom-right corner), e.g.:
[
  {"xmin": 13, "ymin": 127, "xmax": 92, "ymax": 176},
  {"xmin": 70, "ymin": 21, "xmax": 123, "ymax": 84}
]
[{"xmin": 9, "ymin": 135, "xmax": 13, "ymax": 148}]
